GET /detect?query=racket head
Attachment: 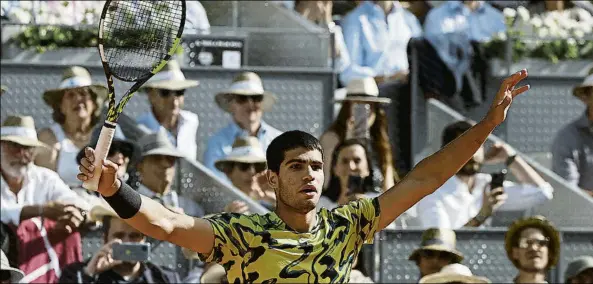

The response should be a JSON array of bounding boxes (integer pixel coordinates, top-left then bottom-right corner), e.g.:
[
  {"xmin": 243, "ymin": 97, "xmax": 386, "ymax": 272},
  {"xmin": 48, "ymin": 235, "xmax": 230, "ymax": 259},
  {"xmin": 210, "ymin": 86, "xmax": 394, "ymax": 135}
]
[{"xmin": 97, "ymin": 0, "xmax": 186, "ymax": 83}]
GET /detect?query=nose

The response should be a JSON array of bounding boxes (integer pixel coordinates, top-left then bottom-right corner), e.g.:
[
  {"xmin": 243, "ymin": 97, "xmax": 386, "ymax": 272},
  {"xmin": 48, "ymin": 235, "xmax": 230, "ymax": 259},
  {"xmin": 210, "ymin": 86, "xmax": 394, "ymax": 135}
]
[
  {"xmin": 348, "ymin": 160, "xmax": 358, "ymax": 171},
  {"xmin": 303, "ymin": 166, "xmax": 315, "ymax": 182}
]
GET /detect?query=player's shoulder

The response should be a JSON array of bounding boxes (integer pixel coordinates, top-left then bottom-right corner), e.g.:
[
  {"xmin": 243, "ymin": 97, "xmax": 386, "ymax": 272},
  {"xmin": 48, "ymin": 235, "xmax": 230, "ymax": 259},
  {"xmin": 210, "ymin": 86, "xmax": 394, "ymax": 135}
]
[{"xmin": 204, "ymin": 212, "xmax": 271, "ymax": 230}]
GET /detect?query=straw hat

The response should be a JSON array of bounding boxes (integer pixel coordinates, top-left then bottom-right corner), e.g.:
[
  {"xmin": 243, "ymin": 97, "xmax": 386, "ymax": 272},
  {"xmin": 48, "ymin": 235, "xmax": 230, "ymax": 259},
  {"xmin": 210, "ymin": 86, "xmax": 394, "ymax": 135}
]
[
  {"xmin": 408, "ymin": 228, "xmax": 464, "ymax": 263},
  {"xmin": 42, "ymin": 66, "xmax": 108, "ymax": 113},
  {"xmin": 142, "ymin": 59, "xmax": 199, "ymax": 91},
  {"xmin": 214, "ymin": 72, "xmax": 277, "ymax": 113},
  {"xmin": 214, "ymin": 136, "xmax": 267, "ymax": 172},
  {"xmin": 573, "ymin": 74, "xmax": 593, "ymax": 99},
  {"xmin": 419, "ymin": 264, "xmax": 490, "ymax": 284},
  {"xmin": 137, "ymin": 127, "xmax": 184, "ymax": 159},
  {"xmin": 0, "ymin": 250, "xmax": 24, "ymax": 283},
  {"xmin": 0, "ymin": 115, "xmax": 49, "ymax": 148},
  {"xmin": 504, "ymin": 215, "xmax": 560, "ymax": 269},
  {"xmin": 335, "ymin": 77, "xmax": 391, "ymax": 104},
  {"xmin": 565, "ymin": 256, "xmax": 593, "ymax": 282}
]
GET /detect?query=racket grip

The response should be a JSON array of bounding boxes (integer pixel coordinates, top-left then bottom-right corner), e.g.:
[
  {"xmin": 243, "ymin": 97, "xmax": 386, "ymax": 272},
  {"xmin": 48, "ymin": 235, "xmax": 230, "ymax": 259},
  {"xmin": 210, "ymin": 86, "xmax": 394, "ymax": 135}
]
[{"xmin": 82, "ymin": 122, "xmax": 117, "ymax": 191}]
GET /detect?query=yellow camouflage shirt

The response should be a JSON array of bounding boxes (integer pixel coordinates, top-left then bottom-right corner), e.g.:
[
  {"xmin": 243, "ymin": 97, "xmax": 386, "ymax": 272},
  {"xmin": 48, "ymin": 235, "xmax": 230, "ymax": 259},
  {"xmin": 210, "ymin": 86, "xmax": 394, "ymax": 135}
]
[{"xmin": 198, "ymin": 198, "xmax": 381, "ymax": 283}]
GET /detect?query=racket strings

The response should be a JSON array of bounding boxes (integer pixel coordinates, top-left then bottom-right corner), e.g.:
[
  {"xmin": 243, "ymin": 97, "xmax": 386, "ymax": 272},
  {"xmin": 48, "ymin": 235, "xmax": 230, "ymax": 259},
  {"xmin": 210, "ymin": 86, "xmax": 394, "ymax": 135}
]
[{"xmin": 102, "ymin": 0, "xmax": 183, "ymax": 82}]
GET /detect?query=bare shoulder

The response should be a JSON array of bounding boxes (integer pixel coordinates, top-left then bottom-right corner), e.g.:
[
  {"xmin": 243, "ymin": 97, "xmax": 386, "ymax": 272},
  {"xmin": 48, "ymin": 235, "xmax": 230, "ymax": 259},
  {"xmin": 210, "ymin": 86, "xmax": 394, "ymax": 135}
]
[{"xmin": 37, "ymin": 127, "xmax": 58, "ymax": 145}]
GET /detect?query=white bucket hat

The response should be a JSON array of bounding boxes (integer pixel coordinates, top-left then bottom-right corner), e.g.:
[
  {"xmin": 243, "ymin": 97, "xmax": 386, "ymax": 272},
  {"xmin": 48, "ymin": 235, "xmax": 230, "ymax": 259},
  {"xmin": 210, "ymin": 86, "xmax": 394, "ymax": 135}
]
[
  {"xmin": 214, "ymin": 136, "xmax": 267, "ymax": 172},
  {"xmin": 0, "ymin": 115, "xmax": 49, "ymax": 148},
  {"xmin": 419, "ymin": 264, "xmax": 490, "ymax": 284},
  {"xmin": 215, "ymin": 72, "xmax": 277, "ymax": 113},
  {"xmin": 137, "ymin": 127, "xmax": 185, "ymax": 159},
  {"xmin": 336, "ymin": 77, "xmax": 391, "ymax": 104},
  {"xmin": 143, "ymin": 59, "xmax": 199, "ymax": 91}
]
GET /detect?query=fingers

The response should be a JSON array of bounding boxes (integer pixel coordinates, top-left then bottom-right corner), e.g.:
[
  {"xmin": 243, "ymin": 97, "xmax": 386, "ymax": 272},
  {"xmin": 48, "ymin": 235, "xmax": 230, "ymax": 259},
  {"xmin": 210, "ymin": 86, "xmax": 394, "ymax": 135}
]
[
  {"xmin": 84, "ymin": 147, "xmax": 96, "ymax": 163},
  {"xmin": 511, "ymin": 84, "xmax": 530, "ymax": 97},
  {"xmin": 504, "ymin": 69, "xmax": 528, "ymax": 89},
  {"xmin": 102, "ymin": 159, "xmax": 119, "ymax": 174}
]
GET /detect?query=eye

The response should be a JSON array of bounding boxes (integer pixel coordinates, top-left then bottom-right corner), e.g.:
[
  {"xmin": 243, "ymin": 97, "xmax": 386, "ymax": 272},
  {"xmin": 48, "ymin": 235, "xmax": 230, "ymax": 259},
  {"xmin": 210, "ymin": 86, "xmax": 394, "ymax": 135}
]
[
  {"xmin": 311, "ymin": 164, "xmax": 323, "ymax": 171},
  {"xmin": 353, "ymin": 158, "xmax": 361, "ymax": 164},
  {"xmin": 290, "ymin": 163, "xmax": 303, "ymax": 170}
]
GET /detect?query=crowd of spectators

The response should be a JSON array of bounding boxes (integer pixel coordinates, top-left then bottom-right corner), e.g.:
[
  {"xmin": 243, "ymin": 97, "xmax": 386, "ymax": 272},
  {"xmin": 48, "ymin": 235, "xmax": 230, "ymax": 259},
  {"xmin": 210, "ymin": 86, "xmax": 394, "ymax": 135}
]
[{"xmin": 1, "ymin": 0, "xmax": 592, "ymax": 283}]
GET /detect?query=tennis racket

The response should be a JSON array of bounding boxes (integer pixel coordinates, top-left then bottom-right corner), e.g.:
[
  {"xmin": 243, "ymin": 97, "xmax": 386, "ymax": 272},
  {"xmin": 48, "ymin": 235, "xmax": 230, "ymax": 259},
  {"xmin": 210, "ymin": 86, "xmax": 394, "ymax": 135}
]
[{"xmin": 83, "ymin": 0, "xmax": 186, "ymax": 191}]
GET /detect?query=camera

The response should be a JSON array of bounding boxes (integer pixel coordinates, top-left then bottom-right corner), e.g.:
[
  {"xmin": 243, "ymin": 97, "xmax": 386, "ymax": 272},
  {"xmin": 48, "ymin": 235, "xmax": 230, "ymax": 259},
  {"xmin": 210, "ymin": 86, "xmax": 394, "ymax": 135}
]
[{"xmin": 490, "ymin": 169, "xmax": 508, "ymax": 189}]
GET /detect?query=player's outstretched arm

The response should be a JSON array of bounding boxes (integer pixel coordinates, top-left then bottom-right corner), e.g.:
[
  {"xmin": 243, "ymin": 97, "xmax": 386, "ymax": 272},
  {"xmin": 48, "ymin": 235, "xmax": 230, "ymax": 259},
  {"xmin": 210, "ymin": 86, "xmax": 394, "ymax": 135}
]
[
  {"xmin": 78, "ymin": 147, "xmax": 215, "ymax": 255},
  {"xmin": 377, "ymin": 69, "xmax": 530, "ymax": 230}
]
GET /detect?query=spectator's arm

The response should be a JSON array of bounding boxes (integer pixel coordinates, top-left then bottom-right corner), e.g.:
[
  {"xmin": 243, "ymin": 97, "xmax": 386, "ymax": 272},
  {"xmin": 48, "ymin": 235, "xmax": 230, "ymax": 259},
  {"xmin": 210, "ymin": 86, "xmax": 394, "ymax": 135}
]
[
  {"xmin": 507, "ymin": 155, "xmax": 550, "ymax": 188},
  {"xmin": 48, "ymin": 174, "xmax": 91, "ymax": 212},
  {"xmin": 498, "ymin": 181, "xmax": 553, "ymax": 211},
  {"xmin": 338, "ymin": 16, "xmax": 377, "ymax": 85},
  {"xmin": 1, "ymin": 203, "xmax": 42, "ymax": 226},
  {"xmin": 551, "ymin": 134, "xmax": 580, "ymax": 186}
]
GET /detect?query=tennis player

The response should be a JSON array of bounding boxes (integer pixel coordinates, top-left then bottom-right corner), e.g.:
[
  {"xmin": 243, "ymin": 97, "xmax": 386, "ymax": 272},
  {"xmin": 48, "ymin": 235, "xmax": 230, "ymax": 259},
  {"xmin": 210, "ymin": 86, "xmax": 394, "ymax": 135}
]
[{"xmin": 78, "ymin": 70, "xmax": 530, "ymax": 283}]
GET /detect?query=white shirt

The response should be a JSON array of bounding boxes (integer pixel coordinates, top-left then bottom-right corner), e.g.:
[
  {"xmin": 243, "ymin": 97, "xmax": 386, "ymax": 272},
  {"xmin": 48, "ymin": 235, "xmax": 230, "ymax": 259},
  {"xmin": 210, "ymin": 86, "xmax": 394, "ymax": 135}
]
[
  {"xmin": 49, "ymin": 123, "xmax": 82, "ymax": 187},
  {"xmin": 1, "ymin": 164, "xmax": 91, "ymax": 226},
  {"xmin": 417, "ymin": 173, "xmax": 554, "ymax": 229}
]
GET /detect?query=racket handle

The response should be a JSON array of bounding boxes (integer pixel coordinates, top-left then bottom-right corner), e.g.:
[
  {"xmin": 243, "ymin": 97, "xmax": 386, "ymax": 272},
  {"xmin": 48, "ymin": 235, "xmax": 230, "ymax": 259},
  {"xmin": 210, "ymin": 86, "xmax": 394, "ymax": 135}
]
[{"xmin": 82, "ymin": 122, "xmax": 117, "ymax": 191}]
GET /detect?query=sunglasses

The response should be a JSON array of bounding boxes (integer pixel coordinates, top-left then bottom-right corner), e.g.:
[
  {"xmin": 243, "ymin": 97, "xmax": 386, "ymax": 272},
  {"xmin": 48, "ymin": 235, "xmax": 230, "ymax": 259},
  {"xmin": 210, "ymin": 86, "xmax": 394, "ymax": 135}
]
[
  {"xmin": 234, "ymin": 95, "xmax": 263, "ymax": 104},
  {"xmin": 157, "ymin": 89, "xmax": 185, "ymax": 97},
  {"xmin": 0, "ymin": 270, "xmax": 11, "ymax": 281},
  {"xmin": 420, "ymin": 250, "xmax": 454, "ymax": 260},
  {"xmin": 232, "ymin": 162, "xmax": 266, "ymax": 173},
  {"xmin": 518, "ymin": 238, "xmax": 550, "ymax": 249}
]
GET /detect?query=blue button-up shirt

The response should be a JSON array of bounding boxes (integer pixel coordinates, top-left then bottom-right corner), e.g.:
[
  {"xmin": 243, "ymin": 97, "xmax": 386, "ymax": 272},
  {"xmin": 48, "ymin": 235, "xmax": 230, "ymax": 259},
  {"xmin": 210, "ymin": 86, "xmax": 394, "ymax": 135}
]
[
  {"xmin": 339, "ymin": 1, "xmax": 422, "ymax": 86},
  {"xmin": 424, "ymin": 1, "xmax": 505, "ymax": 91},
  {"xmin": 203, "ymin": 121, "xmax": 282, "ymax": 179}
]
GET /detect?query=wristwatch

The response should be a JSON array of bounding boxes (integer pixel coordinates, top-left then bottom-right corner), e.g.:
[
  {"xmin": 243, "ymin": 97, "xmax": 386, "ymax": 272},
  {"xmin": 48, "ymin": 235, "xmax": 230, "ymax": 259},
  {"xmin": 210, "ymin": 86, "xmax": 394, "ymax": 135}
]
[{"xmin": 474, "ymin": 211, "xmax": 489, "ymax": 224}]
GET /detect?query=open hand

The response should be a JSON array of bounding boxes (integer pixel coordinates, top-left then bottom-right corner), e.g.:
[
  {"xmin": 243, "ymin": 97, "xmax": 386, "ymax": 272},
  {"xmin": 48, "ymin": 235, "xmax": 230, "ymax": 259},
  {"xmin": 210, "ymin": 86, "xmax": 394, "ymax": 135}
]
[
  {"xmin": 484, "ymin": 69, "xmax": 530, "ymax": 127},
  {"xmin": 77, "ymin": 147, "xmax": 121, "ymax": 196}
]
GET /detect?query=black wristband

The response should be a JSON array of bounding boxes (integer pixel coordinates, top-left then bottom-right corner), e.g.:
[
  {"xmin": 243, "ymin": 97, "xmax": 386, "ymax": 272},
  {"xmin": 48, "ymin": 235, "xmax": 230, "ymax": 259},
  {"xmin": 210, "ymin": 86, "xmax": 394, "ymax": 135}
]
[
  {"xmin": 101, "ymin": 180, "xmax": 142, "ymax": 219},
  {"xmin": 505, "ymin": 154, "xmax": 517, "ymax": 167}
]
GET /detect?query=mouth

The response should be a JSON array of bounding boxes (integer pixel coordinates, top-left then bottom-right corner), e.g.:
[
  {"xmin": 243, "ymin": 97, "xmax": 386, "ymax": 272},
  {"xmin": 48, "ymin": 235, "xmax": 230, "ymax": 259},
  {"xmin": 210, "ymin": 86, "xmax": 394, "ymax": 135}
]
[
  {"xmin": 299, "ymin": 185, "xmax": 318, "ymax": 198},
  {"xmin": 527, "ymin": 253, "xmax": 542, "ymax": 260}
]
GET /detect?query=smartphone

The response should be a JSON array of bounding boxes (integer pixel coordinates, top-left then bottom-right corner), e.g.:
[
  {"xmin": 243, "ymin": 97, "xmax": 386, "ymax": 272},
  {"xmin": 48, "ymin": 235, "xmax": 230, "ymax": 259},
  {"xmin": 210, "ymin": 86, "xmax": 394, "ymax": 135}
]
[
  {"xmin": 351, "ymin": 103, "xmax": 370, "ymax": 139},
  {"xmin": 348, "ymin": 175, "xmax": 364, "ymax": 195},
  {"xmin": 490, "ymin": 169, "xmax": 507, "ymax": 189},
  {"xmin": 112, "ymin": 242, "xmax": 151, "ymax": 262}
]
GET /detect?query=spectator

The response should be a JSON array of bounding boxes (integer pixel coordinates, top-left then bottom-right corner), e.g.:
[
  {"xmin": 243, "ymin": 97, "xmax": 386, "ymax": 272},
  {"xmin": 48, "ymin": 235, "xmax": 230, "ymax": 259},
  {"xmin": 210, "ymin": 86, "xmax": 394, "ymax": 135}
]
[
  {"xmin": 408, "ymin": 228, "xmax": 464, "ymax": 279},
  {"xmin": 505, "ymin": 216, "xmax": 560, "ymax": 284},
  {"xmin": 134, "ymin": 128, "xmax": 204, "ymax": 217},
  {"xmin": 423, "ymin": 1, "xmax": 505, "ymax": 109},
  {"xmin": 59, "ymin": 204, "xmax": 181, "ymax": 283},
  {"xmin": 318, "ymin": 139, "xmax": 382, "ymax": 210},
  {"xmin": 1, "ymin": 115, "xmax": 90, "ymax": 227},
  {"xmin": 36, "ymin": 66, "xmax": 109, "ymax": 187},
  {"xmin": 339, "ymin": 0, "xmax": 422, "ymax": 86},
  {"xmin": 136, "ymin": 59, "xmax": 200, "ymax": 161},
  {"xmin": 215, "ymin": 137, "xmax": 275, "ymax": 212},
  {"xmin": 417, "ymin": 121, "xmax": 553, "ymax": 229},
  {"xmin": 204, "ymin": 72, "xmax": 282, "ymax": 179},
  {"xmin": 320, "ymin": 78, "xmax": 399, "ymax": 191},
  {"xmin": 75, "ymin": 126, "xmax": 140, "ymax": 207},
  {"xmin": 551, "ymin": 73, "xmax": 593, "ymax": 197},
  {"xmin": 418, "ymin": 263, "xmax": 490, "ymax": 283},
  {"xmin": 294, "ymin": 1, "xmax": 350, "ymax": 72},
  {"xmin": 0, "ymin": 249, "xmax": 24, "ymax": 284},
  {"xmin": 184, "ymin": 1, "xmax": 211, "ymax": 35},
  {"xmin": 565, "ymin": 256, "xmax": 593, "ymax": 284}
]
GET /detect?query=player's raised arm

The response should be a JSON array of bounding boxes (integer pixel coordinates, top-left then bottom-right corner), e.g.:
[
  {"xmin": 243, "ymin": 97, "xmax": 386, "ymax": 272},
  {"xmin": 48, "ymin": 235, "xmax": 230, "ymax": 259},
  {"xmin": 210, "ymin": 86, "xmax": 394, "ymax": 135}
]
[
  {"xmin": 377, "ymin": 69, "xmax": 530, "ymax": 230},
  {"xmin": 78, "ymin": 147, "xmax": 215, "ymax": 256}
]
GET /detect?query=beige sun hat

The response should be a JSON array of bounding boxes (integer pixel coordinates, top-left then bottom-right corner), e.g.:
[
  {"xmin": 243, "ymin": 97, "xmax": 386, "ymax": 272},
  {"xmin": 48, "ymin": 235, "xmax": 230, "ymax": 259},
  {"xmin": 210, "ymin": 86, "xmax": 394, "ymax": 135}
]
[
  {"xmin": 214, "ymin": 136, "xmax": 267, "ymax": 172},
  {"xmin": 42, "ymin": 66, "xmax": 108, "ymax": 112},
  {"xmin": 0, "ymin": 116, "xmax": 49, "ymax": 148},
  {"xmin": 142, "ymin": 59, "xmax": 199, "ymax": 91},
  {"xmin": 408, "ymin": 228, "xmax": 464, "ymax": 263},
  {"xmin": 336, "ymin": 77, "xmax": 391, "ymax": 104},
  {"xmin": 214, "ymin": 72, "xmax": 277, "ymax": 113},
  {"xmin": 573, "ymin": 73, "xmax": 593, "ymax": 99},
  {"xmin": 137, "ymin": 127, "xmax": 185, "ymax": 159},
  {"xmin": 419, "ymin": 264, "xmax": 490, "ymax": 284}
]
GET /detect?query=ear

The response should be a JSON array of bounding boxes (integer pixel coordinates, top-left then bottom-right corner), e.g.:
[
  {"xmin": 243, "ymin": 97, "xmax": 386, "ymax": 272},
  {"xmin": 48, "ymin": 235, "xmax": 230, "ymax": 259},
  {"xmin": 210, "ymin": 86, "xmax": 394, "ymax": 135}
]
[
  {"xmin": 267, "ymin": 170, "xmax": 279, "ymax": 190},
  {"xmin": 511, "ymin": 247, "xmax": 520, "ymax": 262}
]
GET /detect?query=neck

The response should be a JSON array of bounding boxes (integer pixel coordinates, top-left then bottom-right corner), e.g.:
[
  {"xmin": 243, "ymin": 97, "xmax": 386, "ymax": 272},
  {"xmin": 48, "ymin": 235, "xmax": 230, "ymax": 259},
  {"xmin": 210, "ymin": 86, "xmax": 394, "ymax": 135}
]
[
  {"xmin": 63, "ymin": 116, "xmax": 92, "ymax": 135},
  {"xmin": 144, "ymin": 182, "xmax": 170, "ymax": 195},
  {"xmin": 236, "ymin": 120, "xmax": 261, "ymax": 136},
  {"xmin": 456, "ymin": 174, "xmax": 475, "ymax": 192},
  {"xmin": 0, "ymin": 170, "xmax": 25, "ymax": 195},
  {"xmin": 515, "ymin": 271, "xmax": 547, "ymax": 283},
  {"xmin": 275, "ymin": 205, "xmax": 318, "ymax": 233},
  {"xmin": 113, "ymin": 262, "xmax": 142, "ymax": 279},
  {"xmin": 153, "ymin": 108, "xmax": 179, "ymax": 132}
]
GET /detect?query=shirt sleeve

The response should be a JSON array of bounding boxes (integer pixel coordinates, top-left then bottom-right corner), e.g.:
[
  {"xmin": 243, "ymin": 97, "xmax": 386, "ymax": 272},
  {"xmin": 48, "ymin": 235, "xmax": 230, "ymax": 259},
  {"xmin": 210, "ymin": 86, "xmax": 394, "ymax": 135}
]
[
  {"xmin": 498, "ymin": 181, "xmax": 554, "ymax": 211},
  {"xmin": 338, "ymin": 15, "xmax": 378, "ymax": 86},
  {"xmin": 404, "ymin": 10, "xmax": 423, "ymax": 37},
  {"xmin": 48, "ymin": 173, "xmax": 91, "ymax": 211},
  {"xmin": 0, "ymin": 202, "xmax": 24, "ymax": 226},
  {"xmin": 416, "ymin": 194, "xmax": 452, "ymax": 229},
  {"xmin": 198, "ymin": 213, "xmax": 252, "ymax": 265},
  {"xmin": 551, "ymin": 132, "xmax": 580, "ymax": 186},
  {"xmin": 333, "ymin": 198, "xmax": 381, "ymax": 244}
]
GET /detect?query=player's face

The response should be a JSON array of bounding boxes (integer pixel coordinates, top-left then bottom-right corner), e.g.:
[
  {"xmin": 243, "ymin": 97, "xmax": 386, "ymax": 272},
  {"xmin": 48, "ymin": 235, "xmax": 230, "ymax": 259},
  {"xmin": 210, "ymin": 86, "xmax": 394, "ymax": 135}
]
[
  {"xmin": 270, "ymin": 147, "xmax": 324, "ymax": 213},
  {"xmin": 60, "ymin": 88, "xmax": 96, "ymax": 120}
]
